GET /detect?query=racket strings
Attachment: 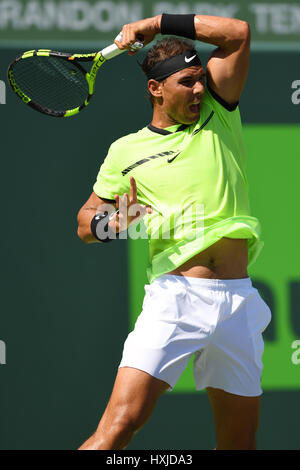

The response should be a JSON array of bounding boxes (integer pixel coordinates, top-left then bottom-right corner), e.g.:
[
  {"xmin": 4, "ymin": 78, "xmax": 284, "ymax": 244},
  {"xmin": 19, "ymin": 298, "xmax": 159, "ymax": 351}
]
[{"xmin": 12, "ymin": 56, "xmax": 89, "ymax": 110}]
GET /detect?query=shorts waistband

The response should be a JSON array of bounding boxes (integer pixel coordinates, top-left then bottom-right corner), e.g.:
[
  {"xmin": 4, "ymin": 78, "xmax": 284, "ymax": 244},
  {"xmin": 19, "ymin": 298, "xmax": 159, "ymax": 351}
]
[{"xmin": 158, "ymin": 274, "xmax": 253, "ymax": 290}]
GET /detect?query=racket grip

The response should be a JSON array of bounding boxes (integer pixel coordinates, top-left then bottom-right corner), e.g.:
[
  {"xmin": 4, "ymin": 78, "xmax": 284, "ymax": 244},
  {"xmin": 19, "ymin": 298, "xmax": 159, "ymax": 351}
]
[{"xmin": 101, "ymin": 32, "xmax": 144, "ymax": 60}]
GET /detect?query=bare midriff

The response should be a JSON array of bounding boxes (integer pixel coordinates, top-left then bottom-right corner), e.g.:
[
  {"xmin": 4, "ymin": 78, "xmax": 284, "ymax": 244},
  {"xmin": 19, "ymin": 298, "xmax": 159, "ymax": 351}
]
[{"xmin": 167, "ymin": 237, "xmax": 249, "ymax": 279}]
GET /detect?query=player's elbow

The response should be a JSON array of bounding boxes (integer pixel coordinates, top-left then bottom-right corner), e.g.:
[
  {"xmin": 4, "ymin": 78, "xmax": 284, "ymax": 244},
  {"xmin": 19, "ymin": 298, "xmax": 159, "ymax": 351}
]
[
  {"xmin": 228, "ymin": 20, "xmax": 250, "ymax": 50},
  {"xmin": 238, "ymin": 21, "xmax": 251, "ymax": 42}
]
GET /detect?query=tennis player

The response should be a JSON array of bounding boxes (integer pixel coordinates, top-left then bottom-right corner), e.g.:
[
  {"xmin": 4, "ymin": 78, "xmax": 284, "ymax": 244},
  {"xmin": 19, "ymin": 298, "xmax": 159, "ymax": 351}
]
[{"xmin": 77, "ymin": 14, "xmax": 271, "ymax": 450}]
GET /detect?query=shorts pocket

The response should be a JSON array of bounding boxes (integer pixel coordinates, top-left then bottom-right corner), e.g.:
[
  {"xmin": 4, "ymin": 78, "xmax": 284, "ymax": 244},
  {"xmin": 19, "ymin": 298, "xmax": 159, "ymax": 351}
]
[{"xmin": 141, "ymin": 278, "xmax": 186, "ymax": 322}]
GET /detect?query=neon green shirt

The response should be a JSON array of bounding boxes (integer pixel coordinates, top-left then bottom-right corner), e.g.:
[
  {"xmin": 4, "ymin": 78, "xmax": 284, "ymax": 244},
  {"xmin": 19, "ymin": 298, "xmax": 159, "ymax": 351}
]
[{"xmin": 93, "ymin": 86, "xmax": 263, "ymax": 283}]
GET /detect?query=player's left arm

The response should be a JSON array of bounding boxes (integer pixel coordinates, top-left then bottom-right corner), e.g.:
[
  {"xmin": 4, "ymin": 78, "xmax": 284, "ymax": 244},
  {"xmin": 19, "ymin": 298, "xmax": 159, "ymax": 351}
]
[
  {"xmin": 194, "ymin": 15, "xmax": 250, "ymax": 104},
  {"xmin": 116, "ymin": 14, "xmax": 250, "ymax": 103}
]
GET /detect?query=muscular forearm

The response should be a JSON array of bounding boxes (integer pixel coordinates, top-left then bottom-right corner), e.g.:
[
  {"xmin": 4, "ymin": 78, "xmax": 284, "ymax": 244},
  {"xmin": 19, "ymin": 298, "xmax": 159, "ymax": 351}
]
[
  {"xmin": 118, "ymin": 14, "xmax": 249, "ymax": 56},
  {"xmin": 154, "ymin": 14, "xmax": 249, "ymax": 50}
]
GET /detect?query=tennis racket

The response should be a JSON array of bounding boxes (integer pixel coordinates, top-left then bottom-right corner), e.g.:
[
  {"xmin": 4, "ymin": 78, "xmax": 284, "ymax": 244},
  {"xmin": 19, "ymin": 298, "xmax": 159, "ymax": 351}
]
[{"xmin": 7, "ymin": 33, "xmax": 143, "ymax": 118}]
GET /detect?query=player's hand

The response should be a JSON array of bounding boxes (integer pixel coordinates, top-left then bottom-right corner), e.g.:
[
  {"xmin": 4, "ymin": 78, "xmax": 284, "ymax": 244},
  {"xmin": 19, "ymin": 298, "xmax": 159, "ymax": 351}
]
[
  {"xmin": 114, "ymin": 15, "xmax": 162, "ymax": 55},
  {"xmin": 109, "ymin": 177, "xmax": 152, "ymax": 233}
]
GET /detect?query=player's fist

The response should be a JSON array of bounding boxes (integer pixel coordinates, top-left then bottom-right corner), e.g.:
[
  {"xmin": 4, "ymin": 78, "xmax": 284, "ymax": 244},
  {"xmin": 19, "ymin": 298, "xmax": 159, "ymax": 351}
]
[{"xmin": 114, "ymin": 16, "xmax": 162, "ymax": 55}]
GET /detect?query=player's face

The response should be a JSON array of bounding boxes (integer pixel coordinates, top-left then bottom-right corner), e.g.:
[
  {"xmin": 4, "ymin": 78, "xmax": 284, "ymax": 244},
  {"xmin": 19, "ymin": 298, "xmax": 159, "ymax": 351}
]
[{"xmin": 160, "ymin": 66, "xmax": 206, "ymax": 125}]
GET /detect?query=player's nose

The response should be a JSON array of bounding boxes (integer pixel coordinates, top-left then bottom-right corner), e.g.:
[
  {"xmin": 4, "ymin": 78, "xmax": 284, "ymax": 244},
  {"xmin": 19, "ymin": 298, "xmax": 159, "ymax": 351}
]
[{"xmin": 193, "ymin": 80, "xmax": 205, "ymax": 96}]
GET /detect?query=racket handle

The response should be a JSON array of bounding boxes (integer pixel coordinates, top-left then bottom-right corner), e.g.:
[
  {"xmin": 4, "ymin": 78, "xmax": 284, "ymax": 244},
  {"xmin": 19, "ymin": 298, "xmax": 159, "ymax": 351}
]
[{"xmin": 101, "ymin": 32, "xmax": 144, "ymax": 60}]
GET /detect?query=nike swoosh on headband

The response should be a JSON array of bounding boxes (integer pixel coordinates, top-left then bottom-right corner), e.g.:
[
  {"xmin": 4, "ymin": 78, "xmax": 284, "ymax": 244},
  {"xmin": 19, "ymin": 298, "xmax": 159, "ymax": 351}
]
[{"xmin": 185, "ymin": 55, "xmax": 197, "ymax": 63}]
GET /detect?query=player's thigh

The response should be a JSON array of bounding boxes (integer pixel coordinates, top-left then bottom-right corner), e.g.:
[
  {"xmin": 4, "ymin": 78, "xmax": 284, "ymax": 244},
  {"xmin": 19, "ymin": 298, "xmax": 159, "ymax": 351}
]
[
  {"xmin": 206, "ymin": 386, "xmax": 261, "ymax": 450},
  {"xmin": 98, "ymin": 367, "xmax": 170, "ymax": 430}
]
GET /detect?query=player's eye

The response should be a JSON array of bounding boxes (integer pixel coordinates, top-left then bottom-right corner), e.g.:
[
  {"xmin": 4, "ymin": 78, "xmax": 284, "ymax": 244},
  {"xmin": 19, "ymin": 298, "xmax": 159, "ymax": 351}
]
[{"xmin": 181, "ymin": 80, "xmax": 194, "ymax": 87}]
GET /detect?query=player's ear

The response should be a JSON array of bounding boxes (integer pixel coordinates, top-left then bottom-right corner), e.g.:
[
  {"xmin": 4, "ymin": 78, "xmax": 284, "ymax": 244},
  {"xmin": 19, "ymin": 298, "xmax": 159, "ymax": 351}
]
[{"xmin": 148, "ymin": 79, "xmax": 164, "ymax": 100}]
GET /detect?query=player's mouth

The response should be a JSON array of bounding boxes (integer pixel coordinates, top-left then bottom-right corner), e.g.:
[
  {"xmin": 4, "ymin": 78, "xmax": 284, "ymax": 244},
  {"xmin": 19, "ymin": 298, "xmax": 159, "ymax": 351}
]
[{"xmin": 189, "ymin": 101, "xmax": 201, "ymax": 114}]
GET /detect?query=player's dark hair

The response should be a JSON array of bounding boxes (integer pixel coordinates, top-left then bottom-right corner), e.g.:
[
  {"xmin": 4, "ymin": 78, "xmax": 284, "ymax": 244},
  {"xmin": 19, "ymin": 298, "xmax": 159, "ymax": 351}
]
[{"xmin": 140, "ymin": 37, "xmax": 196, "ymax": 108}]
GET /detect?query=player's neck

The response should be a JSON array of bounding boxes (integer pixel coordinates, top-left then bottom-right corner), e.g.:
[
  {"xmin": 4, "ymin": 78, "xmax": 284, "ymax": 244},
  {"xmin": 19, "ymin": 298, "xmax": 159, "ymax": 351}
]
[{"xmin": 151, "ymin": 107, "xmax": 179, "ymax": 129}]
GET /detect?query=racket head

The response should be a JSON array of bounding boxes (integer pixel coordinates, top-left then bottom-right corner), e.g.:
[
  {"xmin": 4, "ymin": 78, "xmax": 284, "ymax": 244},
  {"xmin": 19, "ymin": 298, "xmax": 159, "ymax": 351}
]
[{"xmin": 7, "ymin": 49, "xmax": 105, "ymax": 117}]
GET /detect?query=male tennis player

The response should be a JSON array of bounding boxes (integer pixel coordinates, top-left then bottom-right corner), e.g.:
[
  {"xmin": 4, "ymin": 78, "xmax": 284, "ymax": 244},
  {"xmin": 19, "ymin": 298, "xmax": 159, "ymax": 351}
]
[{"xmin": 77, "ymin": 14, "xmax": 271, "ymax": 450}]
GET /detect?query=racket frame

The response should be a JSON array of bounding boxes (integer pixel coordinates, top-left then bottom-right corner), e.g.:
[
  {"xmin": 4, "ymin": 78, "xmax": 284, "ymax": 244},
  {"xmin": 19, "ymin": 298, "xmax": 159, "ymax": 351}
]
[{"xmin": 7, "ymin": 36, "xmax": 142, "ymax": 118}]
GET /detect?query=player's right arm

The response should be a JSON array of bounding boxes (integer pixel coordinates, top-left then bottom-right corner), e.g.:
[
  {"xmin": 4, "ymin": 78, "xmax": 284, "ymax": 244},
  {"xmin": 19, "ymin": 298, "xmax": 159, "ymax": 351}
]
[{"xmin": 77, "ymin": 192, "xmax": 116, "ymax": 244}]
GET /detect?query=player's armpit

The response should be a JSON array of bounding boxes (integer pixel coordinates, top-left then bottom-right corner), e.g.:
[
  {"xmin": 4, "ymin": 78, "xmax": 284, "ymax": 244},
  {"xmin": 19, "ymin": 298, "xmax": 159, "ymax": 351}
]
[{"xmin": 77, "ymin": 191, "xmax": 116, "ymax": 244}]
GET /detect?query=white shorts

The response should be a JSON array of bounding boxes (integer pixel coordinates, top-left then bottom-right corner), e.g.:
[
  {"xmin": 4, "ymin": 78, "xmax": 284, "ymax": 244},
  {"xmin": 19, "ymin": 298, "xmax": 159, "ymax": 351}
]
[{"xmin": 119, "ymin": 274, "xmax": 271, "ymax": 397}]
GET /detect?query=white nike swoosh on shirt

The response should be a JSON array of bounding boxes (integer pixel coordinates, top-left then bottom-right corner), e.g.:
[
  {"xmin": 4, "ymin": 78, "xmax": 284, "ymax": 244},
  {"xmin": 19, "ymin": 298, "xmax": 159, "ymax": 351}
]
[{"xmin": 185, "ymin": 55, "xmax": 196, "ymax": 63}]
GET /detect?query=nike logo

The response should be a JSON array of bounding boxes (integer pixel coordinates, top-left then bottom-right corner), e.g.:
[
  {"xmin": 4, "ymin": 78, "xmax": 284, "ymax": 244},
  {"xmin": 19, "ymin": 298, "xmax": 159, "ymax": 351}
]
[
  {"xmin": 167, "ymin": 152, "xmax": 181, "ymax": 163},
  {"xmin": 185, "ymin": 55, "xmax": 196, "ymax": 63}
]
